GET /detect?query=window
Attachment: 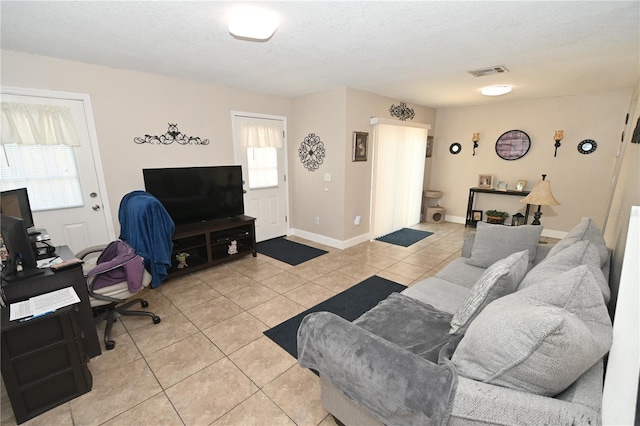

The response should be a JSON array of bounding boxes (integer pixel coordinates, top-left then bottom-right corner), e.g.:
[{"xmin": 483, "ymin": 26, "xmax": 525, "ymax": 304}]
[
  {"xmin": 246, "ymin": 146, "xmax": 278, "ymax": 189},
  {"xmin": 0, "ymin": 144, "xmax": 83, "ymax": 211}
]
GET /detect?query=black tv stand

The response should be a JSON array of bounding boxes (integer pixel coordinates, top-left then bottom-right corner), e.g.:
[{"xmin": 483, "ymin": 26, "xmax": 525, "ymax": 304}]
[{"xmin": 168, "ymin": 215, "xmax": 256, "ymax": 278}]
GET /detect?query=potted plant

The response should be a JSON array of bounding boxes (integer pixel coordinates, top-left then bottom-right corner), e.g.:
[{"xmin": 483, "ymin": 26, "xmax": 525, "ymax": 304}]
[{"xmin": 485, "ymin": 210, "xmax": 510, "ymax": 225}]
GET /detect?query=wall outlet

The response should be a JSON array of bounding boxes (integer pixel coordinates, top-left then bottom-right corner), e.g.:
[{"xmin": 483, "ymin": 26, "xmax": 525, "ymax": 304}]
[{"xmin": 314, "ymin": 217, "xmax": 320, "ymax": 225}]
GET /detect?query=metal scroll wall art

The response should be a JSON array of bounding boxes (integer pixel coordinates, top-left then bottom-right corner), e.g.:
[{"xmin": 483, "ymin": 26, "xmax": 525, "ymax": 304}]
[
  {"xmin": 134, "ymin": 123, "xmax": 210, "ymax": 145},
  {"xmin": 389, "ymin": 101, "xmax": 415, "ymax": 121},
  {"xmin": 298, "ymin": 133, "xmax": 325, "ymax": 171}
]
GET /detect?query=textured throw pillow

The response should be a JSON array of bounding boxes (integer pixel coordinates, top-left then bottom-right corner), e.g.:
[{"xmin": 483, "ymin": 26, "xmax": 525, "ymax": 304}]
[
  {"xmin": 547, "ymin": 217, "xmax": 609, "ymax": 267},
  {"xmin": 449, "ymin": 250, "xmax": 529, "ymax": 334},
  {"xmin": 451, "ymin": 265, "xmax": 612, "ymax": 396},
  {"xmin": 466, "ymin": 222, "xmax": 542, "ymax": 268},
  {"xmin": 519, "ymin": 240, "xmax": 610, "ymax": 303}
]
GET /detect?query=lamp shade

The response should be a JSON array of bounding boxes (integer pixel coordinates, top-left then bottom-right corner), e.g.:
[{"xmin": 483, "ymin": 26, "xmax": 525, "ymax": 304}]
[{"xmin": 520, "ymin": 179, "xmax": 560, "ymax": 206}]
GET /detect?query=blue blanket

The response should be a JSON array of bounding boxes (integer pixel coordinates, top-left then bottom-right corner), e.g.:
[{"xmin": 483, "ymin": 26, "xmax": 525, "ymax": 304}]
[{"xmin": 118, "ymin": 191, "xmax": 175, "ymax": 288}]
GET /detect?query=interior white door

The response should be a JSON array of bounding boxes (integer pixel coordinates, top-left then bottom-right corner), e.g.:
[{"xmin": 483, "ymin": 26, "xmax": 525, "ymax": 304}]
[
  {"xmin": 1, "ymin": 91, "xmax": 113, "ymax": 253},
  {"xmin": 232, "ymin": 113, "xmax": 288, "ymax": 242}
]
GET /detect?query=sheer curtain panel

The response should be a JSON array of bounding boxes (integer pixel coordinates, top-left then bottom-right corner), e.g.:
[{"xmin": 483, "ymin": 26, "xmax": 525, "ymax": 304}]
[
  {"xmin": 1, "ymin": 103, "xmax": 80, "ymax": 146},
  {"xmin": 370, "ymin": 118, "xmax": 429, "ymax": 239},
  {"xmin": 236, "ymin": 117, "xmax": 283, "ymax": 148}
]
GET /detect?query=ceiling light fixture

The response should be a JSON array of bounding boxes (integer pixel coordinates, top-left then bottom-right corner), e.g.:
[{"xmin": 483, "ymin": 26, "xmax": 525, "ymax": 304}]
[
  {"xmin": 229, "ymin": 7, "xmax": 279, "ymax": 41},
  {"xmin": 481, "ymin": 85, "xmax": 512, "ymax": 96}
]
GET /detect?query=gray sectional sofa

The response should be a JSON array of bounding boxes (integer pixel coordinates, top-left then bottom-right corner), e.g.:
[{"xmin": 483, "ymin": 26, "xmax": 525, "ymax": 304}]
[{"xmin": 298, "ymin": 218, "xmax": 613, "ymax": 425}]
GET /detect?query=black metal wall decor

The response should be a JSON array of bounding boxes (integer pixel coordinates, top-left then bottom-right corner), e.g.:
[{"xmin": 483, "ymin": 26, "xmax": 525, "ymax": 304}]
[
  {"xmin": 389, "ymin": 102, "xmax": 415, "ymax": 121},
  {"xmin": 298, "ymin": 133, "xmax": 325, "ymax": 171},
  {"xmin": 134, "ymin": 123, "xmax": 210, "ymax": 145},
  {"xmin": 577, "ymin": 139, "xmax": 597, "ymax": 154}
]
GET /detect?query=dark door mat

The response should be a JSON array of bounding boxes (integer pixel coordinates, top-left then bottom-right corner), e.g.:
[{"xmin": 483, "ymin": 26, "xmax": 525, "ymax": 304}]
[
  {"xmin": 376, "ymin": 228, "xmax": 433, "ymax": 247},
  {"xmin": 264, "ymin": 275, "xmax": 406, "ymax": 358}
]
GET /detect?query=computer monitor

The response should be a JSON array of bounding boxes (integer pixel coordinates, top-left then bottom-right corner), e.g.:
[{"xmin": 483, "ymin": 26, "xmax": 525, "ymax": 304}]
[
  {"xmin": 1, "ymin": 214, "xmax": 42, "ymax": 281},
  {"xmin": 1, "ymin": 188, "xmax": 35, "ymax": 230}
]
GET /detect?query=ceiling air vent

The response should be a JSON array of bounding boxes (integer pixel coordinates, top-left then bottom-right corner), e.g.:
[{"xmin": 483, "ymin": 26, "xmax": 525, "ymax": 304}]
[{"xmin": 467, "ymin": 65, "xmax": 509, "ymax": 77}]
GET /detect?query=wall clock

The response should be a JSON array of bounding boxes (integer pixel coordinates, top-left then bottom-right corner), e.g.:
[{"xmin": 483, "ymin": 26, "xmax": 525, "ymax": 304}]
[
  {"xmin": 449, "ymin": 143, "xmax": 462, "ymax": 154},
  {"xmin": 495, "ymin": 130, "xmax": 531, "ymax": 160},
  {"xmin": 577, "ymin": 139, "xmax": 597, "ymax": 154}
]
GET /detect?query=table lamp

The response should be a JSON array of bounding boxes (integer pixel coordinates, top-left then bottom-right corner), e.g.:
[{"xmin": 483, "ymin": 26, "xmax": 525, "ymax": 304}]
[{"xmin": 520, "ymin": 174, "xmax": 559, "ymax": 225}]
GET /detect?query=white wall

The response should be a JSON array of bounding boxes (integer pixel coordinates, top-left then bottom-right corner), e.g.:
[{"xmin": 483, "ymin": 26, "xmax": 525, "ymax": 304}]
[
  {"xmin": 1, "ymin": 50, "xmax": 290, "ymax": 235},
  {"xmin": 432, "ymin": 90, "xmax": 632, "ymax": 236}
]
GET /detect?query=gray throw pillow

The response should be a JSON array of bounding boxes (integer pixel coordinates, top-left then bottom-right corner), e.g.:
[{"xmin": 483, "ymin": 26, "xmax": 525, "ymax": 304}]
[
  {"xmin": 519, "ymin": 240, "xmax": 610, "ymax": 303},
  {"xmin": 466, "ymin": 222, "xmax": 542, "ymax": 268},
  {"xmin": 450, "ymin": 250, "xmax": 528, "ymax": 334},
  {"xmin": 547, "ymin": 217, "xmax": 609, "ymax": 267},
  {"xmin": 452, "ymin": 265, "xmax": 612, "ymax": 396}
]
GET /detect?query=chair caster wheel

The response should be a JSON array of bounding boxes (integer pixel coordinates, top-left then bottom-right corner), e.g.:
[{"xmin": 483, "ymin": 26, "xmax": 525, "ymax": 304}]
[
  {"xmin": 105, "ymin": 341, "xmax": 115, "ymax": 350},
  {"xmin": 153, "ymin": 316, "xmax": 161, "ymax": 324},
  {"xmin": 141, "ymin": 300, "xmax": 149, "ymax": 308}
]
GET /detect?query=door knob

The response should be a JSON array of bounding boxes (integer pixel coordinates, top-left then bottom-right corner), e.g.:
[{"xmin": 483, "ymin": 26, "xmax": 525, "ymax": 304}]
[{"xmin": 92, "ymin": 205, "xmax": 101, "ymax": 211}]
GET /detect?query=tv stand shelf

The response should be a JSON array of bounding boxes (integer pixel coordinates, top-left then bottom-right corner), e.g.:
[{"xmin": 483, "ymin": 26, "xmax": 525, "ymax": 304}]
[{"xmin": 168, "ymin": 215, "xmax": 256, "ymax": 277}]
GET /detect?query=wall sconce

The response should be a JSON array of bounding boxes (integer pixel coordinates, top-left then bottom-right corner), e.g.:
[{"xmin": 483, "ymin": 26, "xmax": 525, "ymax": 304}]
[
  {"xmin": 472, "ymin": 133, "xmax": 480, "ymax": 156},
  {"xmin": 553, "ymin": 130, "xmax": 564, "ymax": 157}
]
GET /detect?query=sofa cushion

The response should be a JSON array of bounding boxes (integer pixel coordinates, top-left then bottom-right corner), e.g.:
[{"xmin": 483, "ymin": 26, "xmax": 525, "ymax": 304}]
[
  {"xmin": 435, "ymin": 258, "xmax": 486, "ymax": 290},
  {"xmin": 465, "ymin": 222, "xmax": 542, "ymax": 268},
  {"xmin": 449, "ymin": 250, "xmax": 528, "ymax": 334},
  {"xmin": 547, "ymin": 217, "xmax": 609, "ymax": 267},
  {"xmin": 451, "ymin": 265, "xmax": 612, "ymax": 396},
  {"xmin": 401, "ymin": 277, "xmax": 470, "ymax": 315},
  {"xmin": 519, "ymin": 240, "xmax": 610, "ymax": 303}
]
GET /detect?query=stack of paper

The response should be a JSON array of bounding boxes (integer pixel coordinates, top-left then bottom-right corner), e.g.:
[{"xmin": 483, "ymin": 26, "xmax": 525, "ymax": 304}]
[{"xmin": 9, "ymin": 287, "xmax": 80, "ymax": 321}]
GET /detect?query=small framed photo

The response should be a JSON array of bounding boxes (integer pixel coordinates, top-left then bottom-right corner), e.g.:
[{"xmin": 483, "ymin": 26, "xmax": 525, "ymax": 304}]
[
  {"xmin": 515, "ymin": 179, "xmax": 527, "ymax": 192},
  {"xmin": 353, "ymin": 131, "xmax": 368, "ymax": 162},
  {"xmin": 478, "ymin": 174, "xmax": 493, "ymax": 189},
  {"xmin": 426, "ymin": 136, "xmax": 434, "ymax": 158},
  {"xmin": 470, "ymin": 210, "xmax": 483, "ymax": 227},
  {"xmin": 496, "ymin": 181, "xmax": 508, "ymax": 191}
]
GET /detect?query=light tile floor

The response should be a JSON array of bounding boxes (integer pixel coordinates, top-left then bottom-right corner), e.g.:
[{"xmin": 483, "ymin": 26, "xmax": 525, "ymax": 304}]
[{"xmin": 2, "ymin": 221, "xmax": 477, "ymax": 426}]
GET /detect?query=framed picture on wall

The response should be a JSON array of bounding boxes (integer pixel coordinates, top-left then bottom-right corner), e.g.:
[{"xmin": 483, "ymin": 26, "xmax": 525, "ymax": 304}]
[
  {"xmin": 353, "ymin": 131, "xmax": 368, "ymax": 161},
  {"xmin": 426, "ymin": 136, "xmax": 434, "ymax": 158}
]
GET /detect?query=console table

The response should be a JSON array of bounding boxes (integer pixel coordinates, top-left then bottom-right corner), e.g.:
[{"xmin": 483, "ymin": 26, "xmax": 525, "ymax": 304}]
[{"xmin": 465, "ymin": 187, "xmax": 532, "ymax": 227}]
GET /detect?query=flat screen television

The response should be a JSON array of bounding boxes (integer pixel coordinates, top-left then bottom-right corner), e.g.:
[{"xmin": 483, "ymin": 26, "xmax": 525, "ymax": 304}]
[
  {"xmin": 1, "ymin": 187, "xmax": 35, "ymax": 230},
  {"xmin": 143, "ymin": 166, "xmax": 245, "ymax": 226}
]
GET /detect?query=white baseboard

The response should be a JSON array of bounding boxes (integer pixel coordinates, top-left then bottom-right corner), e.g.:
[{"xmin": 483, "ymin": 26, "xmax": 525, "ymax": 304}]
[{"xmin": 289, "ymin": 228, "xmax": 371, "ymax": 250}]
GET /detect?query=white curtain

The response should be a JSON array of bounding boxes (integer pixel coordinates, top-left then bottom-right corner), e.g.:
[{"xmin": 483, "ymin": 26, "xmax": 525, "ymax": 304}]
[
  {"xmin": 1, "ymin": 102, "xmax": 80, "ymax": 146},
  {"xmin": 370, "ymin": 118, "xmax": 429, "ymax": 238},
  {"xmin": 236, "ymin": 117, "xmax": 283, "ymax": 148}
]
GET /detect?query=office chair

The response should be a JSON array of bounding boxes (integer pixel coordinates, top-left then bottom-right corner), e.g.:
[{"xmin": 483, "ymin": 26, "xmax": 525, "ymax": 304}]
[{"xmin": 77, "ymin": 240, "xmax": 161, "ymax": 350}]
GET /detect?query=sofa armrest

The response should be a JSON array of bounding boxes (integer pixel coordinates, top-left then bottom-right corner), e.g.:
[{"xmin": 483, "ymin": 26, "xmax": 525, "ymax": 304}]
[
  {"xmin": 449, "ymin": 376, "xmax": 602, "ymax": 426},
  {"xmin": 461, "ymin": 232, "xmax": 476, "ymax": 258},
  {"xmin": 298, "ymin": 312, "xmax": 457, "ymax": 426}
]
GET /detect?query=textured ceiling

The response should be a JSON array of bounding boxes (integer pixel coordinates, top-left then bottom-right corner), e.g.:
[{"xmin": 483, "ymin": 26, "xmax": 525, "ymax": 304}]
[{"xmin": 1, "ymin": 1, "xmax": 638, "ymax": 108}]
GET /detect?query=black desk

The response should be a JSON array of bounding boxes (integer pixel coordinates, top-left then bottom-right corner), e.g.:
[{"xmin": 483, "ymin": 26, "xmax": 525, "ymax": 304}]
[
  {"xmin": 1, "ymin": 246, "xmax": 101, "ymax": 358},
  {"xmin": 1, "ymin": 304, "xmax": 92, "ymax": 424},
  {"xmin": 465, "ymin": 187, "xmax": 532, "ymax": 227}
]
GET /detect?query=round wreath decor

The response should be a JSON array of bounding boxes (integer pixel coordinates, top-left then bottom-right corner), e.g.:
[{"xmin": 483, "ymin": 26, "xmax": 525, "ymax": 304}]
[{"xmin": 298, "ymin": 133, "xmax": 325, "ymax": 171}]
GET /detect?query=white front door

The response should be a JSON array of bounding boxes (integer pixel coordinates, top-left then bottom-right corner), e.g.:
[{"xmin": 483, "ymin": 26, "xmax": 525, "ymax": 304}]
[
  {"xmin": 1, "ymin": 89, "xmax": 114, "ymax": 253},
  {"xmin": 232, "ymin": 112, "xmax": 288, "ymax": 242}
]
